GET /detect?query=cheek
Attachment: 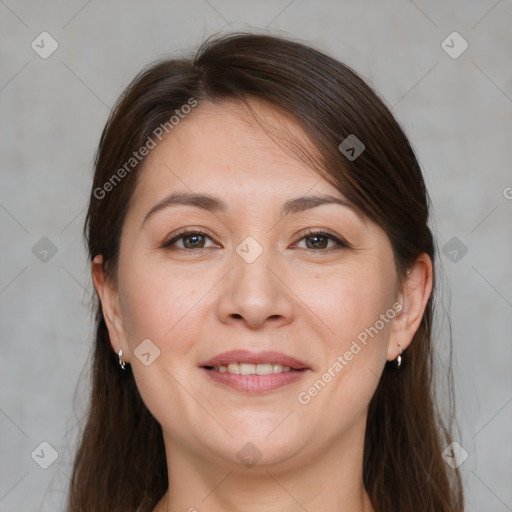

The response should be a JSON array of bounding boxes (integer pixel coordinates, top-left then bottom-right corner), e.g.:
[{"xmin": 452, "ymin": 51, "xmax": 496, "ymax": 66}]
[
  {"xmin": 296, "ymin": 260, "xmax": 397, "ymax": 349},
  {"xmin": 117, "ymin": 249, "xmax": 201, "ymax": 339},
  {"xmin": 116, "ymin": 264, "xmax": 213, "ymax": 432},
  {"xmin": 293, "ymin": 261, "xmax": 396, "ymax": 408}
]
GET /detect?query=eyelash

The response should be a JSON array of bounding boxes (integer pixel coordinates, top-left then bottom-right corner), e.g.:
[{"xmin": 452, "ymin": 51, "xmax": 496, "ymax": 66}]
[{"xmin": 161, "ymin": 228, "xmax": 350, "ymax": 252}]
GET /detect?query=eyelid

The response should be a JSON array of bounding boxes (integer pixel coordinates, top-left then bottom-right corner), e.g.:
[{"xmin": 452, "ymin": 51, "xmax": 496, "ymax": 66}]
[
  {"xmin": 291, "ymin": 228, "xmax": 351, "ymax": 250},
  {"xmin": 161, "ymin": 227, "xmax": 351, "ymax": 251},
  {"xmin": 160, "ymin": 227, "xmax": 220, "ymax": 249}
]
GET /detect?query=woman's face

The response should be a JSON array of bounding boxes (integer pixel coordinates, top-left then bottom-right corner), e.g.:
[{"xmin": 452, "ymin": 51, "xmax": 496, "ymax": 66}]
[{"xmin": 96, "ymin": 100, "xmax": 423, "ymax": 471}]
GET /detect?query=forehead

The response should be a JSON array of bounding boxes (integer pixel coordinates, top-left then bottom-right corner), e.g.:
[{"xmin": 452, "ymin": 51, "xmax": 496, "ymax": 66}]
[
  {"xmin": 129, "ymin": 100, "xmax": 346, "ymax": 211},
  {"xmin": 156, "ymin": 100, "xmax": 319, "ymax": 178}
]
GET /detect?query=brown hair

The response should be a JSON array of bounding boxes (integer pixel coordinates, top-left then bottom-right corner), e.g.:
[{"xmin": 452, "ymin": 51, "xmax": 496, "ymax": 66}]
[{"xmin": 69, "ymin": 33, "xmax": 464, "ymax": 512}]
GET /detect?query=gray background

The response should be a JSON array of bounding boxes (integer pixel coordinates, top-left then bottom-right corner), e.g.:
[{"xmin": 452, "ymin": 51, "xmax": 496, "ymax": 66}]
[{"xmin": 1, "ymin": 1, "xmax": 511, "ymax": 511}]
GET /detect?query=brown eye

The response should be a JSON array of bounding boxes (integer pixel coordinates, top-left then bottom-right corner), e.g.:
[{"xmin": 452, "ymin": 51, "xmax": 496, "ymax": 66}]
[
  {"xmin": 162, "ymin": 230, "xmax": 215, "ymax": 250},
  {"xmin": 181, "ymin": 233, "xmax": 206, "ymax": 249},
  {"xmin": 305, "ymin": 234, "xmax": 329, "ymax": 249},
  {"xmin": 295, "ymin": 231, "xmax": 349, "ymax": 251}
]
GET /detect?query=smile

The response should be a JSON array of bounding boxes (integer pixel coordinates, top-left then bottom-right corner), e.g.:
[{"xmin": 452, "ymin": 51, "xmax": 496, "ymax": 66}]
[
  {"xmin": 207, "ymin": 363, "xmax": 293, "ymax": 374},
  {"xmin": 199, "ymin": 350, "xmax": 310, "ymax": 394}
]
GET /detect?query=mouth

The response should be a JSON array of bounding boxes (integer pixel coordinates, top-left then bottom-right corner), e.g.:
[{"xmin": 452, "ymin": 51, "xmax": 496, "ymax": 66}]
[
  {"xmin": 199, "ymin": 350, "xmax": 310, "ymax": 394},
  {"xmin": 203, "ymin": 362, "xmax": 299, "ymax": 374}
]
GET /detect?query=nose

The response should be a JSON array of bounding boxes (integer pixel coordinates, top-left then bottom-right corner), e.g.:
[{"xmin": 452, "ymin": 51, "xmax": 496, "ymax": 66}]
[{"xmin": 216, "ymin": 242, "xmax": 295, "ymax": 330}]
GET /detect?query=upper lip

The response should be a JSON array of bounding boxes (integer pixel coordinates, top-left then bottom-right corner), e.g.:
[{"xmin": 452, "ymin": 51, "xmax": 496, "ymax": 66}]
[{"xmin": 199, "ymin": 350, "xmax": 309, "ymax": 370}]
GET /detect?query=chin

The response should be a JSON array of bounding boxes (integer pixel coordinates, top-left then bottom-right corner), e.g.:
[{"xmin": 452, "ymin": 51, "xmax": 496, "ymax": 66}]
[{"xmin": 210, "ymin": 419, "xmax": 312, "ymax": 468}]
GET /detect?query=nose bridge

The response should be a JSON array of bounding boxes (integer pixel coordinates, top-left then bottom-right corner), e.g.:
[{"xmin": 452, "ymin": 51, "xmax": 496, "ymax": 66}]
[
  {"xmin": 234, "ymin": 234, "xmax": 276, "ymax": 290},
  {"xmin": 232, "ymin": 233, "xmax": 279, "ymax": 299},
  {"xmin": 235, "ymin": 234, "xmax": 266, "ymax": 266},
  {"xmin": 216, "ymin": 233, "xmax": 294, "ymax": 328}
]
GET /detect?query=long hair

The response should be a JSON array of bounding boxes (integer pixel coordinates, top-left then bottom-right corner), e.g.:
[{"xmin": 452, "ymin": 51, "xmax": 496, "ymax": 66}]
[{"xmin": 69, "ymin": 33, "xmax": 464, "ymax": 512}]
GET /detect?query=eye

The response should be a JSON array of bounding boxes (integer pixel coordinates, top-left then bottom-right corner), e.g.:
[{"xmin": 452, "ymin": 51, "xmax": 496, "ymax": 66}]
[
  {"xmin": 293, "ymin": 230, "xmax": 350, "ymax": 251},
  {"xmin": 161, "ymin": 229, "xmax": 350, "ymax": 252},
  {"xmin": 161, "ymin": 230, "xmax": 217, "ymax": 250}
]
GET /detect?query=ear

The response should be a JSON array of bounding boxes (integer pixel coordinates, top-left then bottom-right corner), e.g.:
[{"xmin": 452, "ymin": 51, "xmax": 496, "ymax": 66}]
[
  {"xmin": 91, "ymin": 255, "xmax": 131, "ymax": 363},
  {"xmin": 387, "ymin": 253, "xmax": 433, "ymax": 361}
]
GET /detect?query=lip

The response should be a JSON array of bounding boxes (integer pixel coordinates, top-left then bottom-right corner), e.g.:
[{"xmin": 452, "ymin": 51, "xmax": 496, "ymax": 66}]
[
  {"xmin": 198, "ymin": 350, "xmax": 309, "ymax": 370},
  {"xmin": 200, "ymin": 368, "xmax": 308, "ymax": 394},
  {"xmin": 198, "ymin": 350, "xmax": 311, "ymax": 395}
]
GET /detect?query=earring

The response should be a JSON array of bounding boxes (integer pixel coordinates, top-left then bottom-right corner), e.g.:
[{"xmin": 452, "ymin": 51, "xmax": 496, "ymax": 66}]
[
  {"xmin": 118, "ymin": 349, "xmax": 126, "ymax": 370},
  {"xmin": 396, "ymin": 344, "xmax": 403, "ymax": 369}
]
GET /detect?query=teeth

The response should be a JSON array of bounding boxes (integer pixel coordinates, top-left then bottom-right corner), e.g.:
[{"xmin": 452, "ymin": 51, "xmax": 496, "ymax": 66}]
[
  {"xmin": 240, "ymin": 363, "xmax": 256, "ymax": 375},
  {"xmin": 227, "ymin": 363, "xmax": 239, "ymax": 374},
  {"xmin": 213, "ymin": 363, "xmax": 293, "ymax": 374},
  {"xmin": 256, "ymin": 364, "xmax": 273, "ymax": 375}
]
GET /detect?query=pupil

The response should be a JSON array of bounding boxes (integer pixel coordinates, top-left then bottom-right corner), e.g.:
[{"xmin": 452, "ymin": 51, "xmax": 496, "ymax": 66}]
[
  {"xmin": 307, "ymin": 235, "xmax": 327, "ymax": 249},
  {"xmin": 185, "ymin": 234, "xmax": 204, "ymax": 248}
]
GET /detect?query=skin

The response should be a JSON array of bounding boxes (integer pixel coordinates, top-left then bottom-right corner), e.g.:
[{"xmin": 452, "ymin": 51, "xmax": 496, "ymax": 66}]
[{"xmin": 92, "ymin": 99, "xmax": 432, "ymax": 512}]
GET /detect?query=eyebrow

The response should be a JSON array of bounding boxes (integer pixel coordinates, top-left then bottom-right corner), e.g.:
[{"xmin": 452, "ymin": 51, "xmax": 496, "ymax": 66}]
[{"xmin": 142, "ymin": 190, "xmax": 364, "ymax": 225}]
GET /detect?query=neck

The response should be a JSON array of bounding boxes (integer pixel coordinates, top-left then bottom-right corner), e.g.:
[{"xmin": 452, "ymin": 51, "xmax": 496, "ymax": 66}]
[{"xmin": 155, "ymin": 419, "xmax": 375, "ymax": 512}]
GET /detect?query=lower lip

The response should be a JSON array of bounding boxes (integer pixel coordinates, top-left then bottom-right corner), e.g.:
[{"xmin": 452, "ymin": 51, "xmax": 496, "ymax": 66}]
[{"xmin": 200, "ymin": 368, "xmax": 308, "ymax": 394}]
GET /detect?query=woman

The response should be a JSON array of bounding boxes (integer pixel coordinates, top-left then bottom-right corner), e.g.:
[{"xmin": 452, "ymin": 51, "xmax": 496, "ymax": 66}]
[{"xmin": 68, "ymin": 33, "xmax": 464, "ymax": 511}]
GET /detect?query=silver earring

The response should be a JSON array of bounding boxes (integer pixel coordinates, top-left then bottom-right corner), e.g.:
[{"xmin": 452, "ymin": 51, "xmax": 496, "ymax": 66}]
[
  {"xmin": 396, "ymin": 345, "xmax": 403, "ymax": 369},
  {"xmin": 118, "ymin": 349, "xmax": 126, "ymax": 370}
]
